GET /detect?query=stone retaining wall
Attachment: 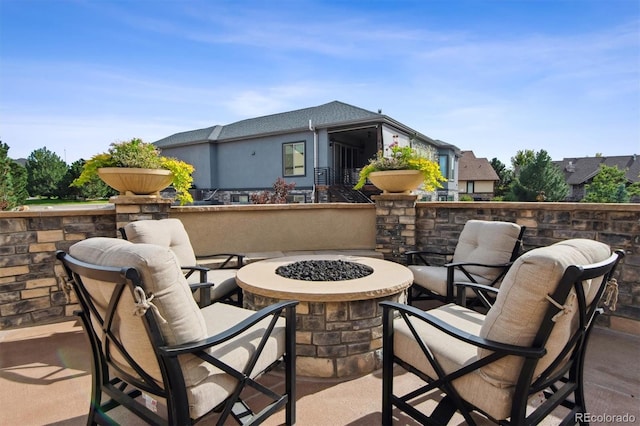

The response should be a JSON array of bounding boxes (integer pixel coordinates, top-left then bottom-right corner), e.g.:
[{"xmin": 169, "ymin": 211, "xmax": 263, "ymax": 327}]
[
  {"xmin": 0, "ymin": 208, "xmax": 116, "ymax": 328},
  {"xmin": 1, "ymin": 199, "xmax": 638, "ymax": 335},
  {"xmin": 413, "ymin": 201, "xmax": 640, "ymax": 335}
]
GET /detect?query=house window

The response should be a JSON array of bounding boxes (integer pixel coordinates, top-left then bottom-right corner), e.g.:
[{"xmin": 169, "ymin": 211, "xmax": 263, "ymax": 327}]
[
  {"xmin": 283, "ymin": 142, "xmax": 305, "ymax": 176},
  {"xmin": 467, "ymin": 181, "xmax": 474, "ymax": 193},
  {"xmin": 439, "ymin": 155, "xmax": 449, "ymax": 179},
  {"xmin": 231, "ymin": 194, "xmax": 250, "ymax": 204}
]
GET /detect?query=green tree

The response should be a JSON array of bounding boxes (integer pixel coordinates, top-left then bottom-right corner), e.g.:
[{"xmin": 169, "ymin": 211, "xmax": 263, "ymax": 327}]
[
  {"xmin": 60, "ymin": 159, "xmax": 114, "ymax": 199},
  {"xmin": 10, "ymin": 161, "xmax": 28, "ymax": 205},
  {"xmin": 510, "ymin": 149, "xmax": 535, "ymax": 175},
  {"xmin": 0, "ymin": 142, "xmax": 28, "ymax": 210},
  {"xmin": 0, "ymin": 142, "xmax": 16, "ymax": 210},
  {"xmin": 489, "ymin": 158, "xmax": 513, "ymax": 197},
  {"xmin": 583, "ymin": 165, "xmax": 630, "ymax": 203},
  {"xmin": 25, "ymin": 147, "xmax": 68, "ymax": 198},
  {"xmin": 629, "ymin": 180, "xmax": 640, "ymax": 198},
  {"xmin": 507, "ymin": 150, "xmax": 568, "ymax": 201}
]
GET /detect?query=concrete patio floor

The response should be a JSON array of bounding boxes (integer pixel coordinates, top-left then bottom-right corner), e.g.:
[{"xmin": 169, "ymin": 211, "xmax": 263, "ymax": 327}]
[{"xmin": 1, "ymin": 317, "xmax": 638, "ymax": 425}]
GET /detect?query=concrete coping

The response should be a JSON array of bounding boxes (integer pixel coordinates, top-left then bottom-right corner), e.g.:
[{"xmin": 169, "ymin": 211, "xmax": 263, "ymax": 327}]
[{"xmin": 236, "ymin": 254, "xmax": 413, "ymax": 302}]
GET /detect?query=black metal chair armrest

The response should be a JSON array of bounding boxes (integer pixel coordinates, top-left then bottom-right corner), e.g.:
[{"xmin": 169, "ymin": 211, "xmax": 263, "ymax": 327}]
[
  {"xmin": 159, "ymin": 300, "xmax": 299, "ymax": 356},
  {"xmin": 380, "ymin": 301, "xmax": 545, "ymax": 358},
  {"xmin": 454, "ymin": 282, "xmax": 499, "ymax": 308},
  {"xmin": 181, "ymin": 265, "xmax": 210, "ymax": 283},
  {"xmin": 196, "ymin": 253, "xmax": 245, "ymax": 269},
  {"xmin": 454, "ymin": 282, "xmax": 499, "ymax": 295},
  {"xmin": 444, "ymin": 260, "xmax": 512, "ymax": 269},
  {"xmin": 406, "ymin": 250, "xmax": 454, "ymax": 266},
  {"xmin": 188, "ymin": 281, "xmax": 215, "ymax": 290}
]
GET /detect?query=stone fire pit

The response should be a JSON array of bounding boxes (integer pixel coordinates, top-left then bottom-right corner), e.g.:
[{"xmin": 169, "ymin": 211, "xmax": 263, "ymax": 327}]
[{"xmin": 236, "ymin": 255, "xmax": 412, "ymax": 379}]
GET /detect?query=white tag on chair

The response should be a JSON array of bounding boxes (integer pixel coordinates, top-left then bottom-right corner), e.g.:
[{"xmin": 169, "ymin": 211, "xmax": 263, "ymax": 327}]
[
  {"xmin": 142, "ymin": 393, "xmax": 158, "ymax": 413},
  {"xmin": 529, "ymin": 391, "xmax": 546, "ymax": 407}
]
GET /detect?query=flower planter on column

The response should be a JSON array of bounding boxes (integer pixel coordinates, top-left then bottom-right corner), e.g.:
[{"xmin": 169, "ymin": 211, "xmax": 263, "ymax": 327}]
[
  {"xmin": 98, "ymin": 168, "xmax": 173, "ymax": 196},
  {"xmin": 367, "ymin": 170, "xmax": 423, "ymax": 194}
]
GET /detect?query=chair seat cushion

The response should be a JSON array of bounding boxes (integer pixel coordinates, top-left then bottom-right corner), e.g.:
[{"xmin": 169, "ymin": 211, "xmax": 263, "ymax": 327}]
[
  {"xmin": 185, "ymin": 302, "xmax": 287, "ymax": 419},
  {"xmin": 408, "ymin": 265, "xmax": 490, "ymax": 297},
  {"xmin": 190, "ymin": 269, "xmax": 238, "ymax": 302},
  {"xmin": 208, "ymin": 270, "xmax": 239, "ymax": 299},
  {"xmin": 393, "ymin": 303, "xmax": 515, "ymax": 420}
]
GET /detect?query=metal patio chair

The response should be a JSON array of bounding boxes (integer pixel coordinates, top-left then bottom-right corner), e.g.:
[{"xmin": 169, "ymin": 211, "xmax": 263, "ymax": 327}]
[
  {"xmin": 57, "ymin": 237, "xmax": 297, "ymax": 425},
  {"xmin": 382, "ymin": 238, "xmax": 623, "ymax": 425},
  {"xmin": 406, "ymin": 220, "xmax": 525, "ymax": 305},
  {"xmin": 120, "ymin": 218, "xmax": 244, "ymax": 307}
]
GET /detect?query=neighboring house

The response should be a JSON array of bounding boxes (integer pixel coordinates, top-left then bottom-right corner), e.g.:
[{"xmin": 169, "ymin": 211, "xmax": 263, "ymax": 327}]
[
  {"xmin": 457, "ymin": 150, "xmax": 499, "ymax": 200},
  {"xmin": 553, "ymin": 155, "xmax": 640, "ymax": 201},
  {"xmin": 155, "ymin": 101, "xmax": 460, "ymax": 204}
]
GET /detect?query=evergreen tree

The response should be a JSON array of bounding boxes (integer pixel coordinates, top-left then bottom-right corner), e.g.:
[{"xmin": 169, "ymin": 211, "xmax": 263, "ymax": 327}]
[
  {"xmin": 25, "ymin": 147, "xmax": 68, "ymax": 198},
  {"xmin": 0, "ymin": 142, "xmax": 28, "ymax": 210},
  {"xmin": 59, "ymin": 159, "xmax": 114, "ymax": 199},
  {"xmin": 0, "ymin": 142, "xmax": 16, "ymax": 210},
  {"xmin": 489, "ymin": 158, "xmax": 513, "ymax": 197},
  {"xmin": 510, "ymin": 149, "xmax": 535, "ymax": 175},
  {"xmin": 9, "ymin": 161, "xmax": 28, "ymax": 205},
  {"xmin": 507, "ymin": 150, "xmax": 568, "ymax": 201},
  {"xmin": 584, "ymin": 165, "xmax": 630, "ymax": 203}
]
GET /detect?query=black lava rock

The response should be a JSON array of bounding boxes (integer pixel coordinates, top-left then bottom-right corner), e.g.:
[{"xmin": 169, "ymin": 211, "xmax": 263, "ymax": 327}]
[{"xmin": 275, "ymin": 260, "xmax": 374, "ymax": 281}]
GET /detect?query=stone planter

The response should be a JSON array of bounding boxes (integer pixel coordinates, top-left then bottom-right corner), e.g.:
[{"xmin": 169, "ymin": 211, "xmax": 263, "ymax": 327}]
[
  {"xmin": 98, "ymin": 167, "xmax": 173, "ymax": 196},
  {"xmin": 368, "ymin": 170, "xmax": 423, "ymax": 194}
]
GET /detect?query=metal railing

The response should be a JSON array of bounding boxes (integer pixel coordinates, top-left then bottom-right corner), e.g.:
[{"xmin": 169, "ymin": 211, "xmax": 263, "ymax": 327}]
[{"xmin": 315, "ymin": 167, "xmax": 361, "ymax": 186}]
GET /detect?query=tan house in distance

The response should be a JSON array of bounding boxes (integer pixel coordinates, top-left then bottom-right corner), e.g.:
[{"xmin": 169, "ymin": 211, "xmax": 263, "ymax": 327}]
[{"xmin": 458, "ymin": 150, "xmax": 499, "ymax": 200}]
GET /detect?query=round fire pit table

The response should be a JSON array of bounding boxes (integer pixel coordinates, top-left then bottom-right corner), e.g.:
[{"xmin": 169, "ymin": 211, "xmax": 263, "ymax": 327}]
[{"xmin": 236, "ymin": 255, "xmax": 412, "ymax": 379}]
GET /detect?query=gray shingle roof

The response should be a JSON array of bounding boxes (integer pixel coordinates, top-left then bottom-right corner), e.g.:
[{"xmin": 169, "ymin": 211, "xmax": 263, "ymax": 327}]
[
  {"xmin": 154, "ymin": 101, "xmax": 383, "ymax": 147},
  {"xmin": 553, "ymin": 156, "xmax": 640, "ymax": 184},
  {"xmin": 155, "ymin": 126, "xmax": 218, "ymax": 148},
  {"xmin": 218, "ymin": 101, "xmax": 381, "ymax": 140}
]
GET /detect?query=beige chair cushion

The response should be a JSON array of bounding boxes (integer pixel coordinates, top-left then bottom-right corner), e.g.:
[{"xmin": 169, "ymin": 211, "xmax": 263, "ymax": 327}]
[
  {"xmin": 70, "ymin": 237, "xmax": 286, "ymax": 420},
  {"xmin": 478, "ymin": 239, "xmax": 611, "ymax": 387},
  {"xmin": 408, "ymin": 264, "xmax": 490, "ymax": 297},
  {"xmin": 69, "ymin": 238, "xmax": 207, "ymax": 385},
  {"xmin": 452, "ymin": 220, "xmax": 522, "ymax": 282},
  {"xmin": 204, "ymin": 269, "xmax": 239, "ymax": 301},
  {"xmin": 185, "ymin": 303, "xmax": 287, "ymax": 419},
  {"xmin": 409, "ymin": 220, "xmax": 522, "ymax": 297},
  {"xmin": 124, "ymin": 218, "xmax": 197, "ymax": 268},
  {"xmin": 393, "ymin": 303, "xmax": 515, "ymax": 420},
  {"xmin": 124, "ymin": 219, "xmax": 239, "ymax": 302}
]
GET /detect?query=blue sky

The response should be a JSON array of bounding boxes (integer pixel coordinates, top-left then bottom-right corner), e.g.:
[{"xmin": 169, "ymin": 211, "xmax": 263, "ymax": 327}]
[{"xmin": 1, "ymin": 0, "xmax": 639, "ymax": 166}]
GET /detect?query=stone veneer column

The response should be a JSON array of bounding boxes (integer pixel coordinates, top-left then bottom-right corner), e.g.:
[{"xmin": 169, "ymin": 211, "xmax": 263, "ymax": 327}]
[
  {"xmin": 315, "ymin": 185, "xmax": 329, "ymax": 203},
  {"xmin": 110, "ymin": 196, "xmax": 173, "ymax": 234},
  {"xmin": 373, "ymin": 193, "xmax": 418, "ymax": 264}
]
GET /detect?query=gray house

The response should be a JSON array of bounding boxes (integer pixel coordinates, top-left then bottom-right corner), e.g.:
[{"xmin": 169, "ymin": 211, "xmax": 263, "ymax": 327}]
[
  {"xmin": 553, "ymin": 155, "xmax": 640, "ymax": 202},
  {"xmin": 155, "ymin": 101, "xmax": 460, "ymax": 204}
]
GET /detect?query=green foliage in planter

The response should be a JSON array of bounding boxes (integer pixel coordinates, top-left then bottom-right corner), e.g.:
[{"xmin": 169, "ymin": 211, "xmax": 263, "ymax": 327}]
[
  {"xmin": 354, "ymin": 142, "xmax": 445, "ymax": 191},
  {"xmin": 72, "ymin": 138, "xmax": 195, "ymax": 205}
]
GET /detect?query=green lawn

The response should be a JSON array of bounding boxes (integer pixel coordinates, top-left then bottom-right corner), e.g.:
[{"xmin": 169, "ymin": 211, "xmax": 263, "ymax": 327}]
[{"xmin": 25, "ymin": 198, "xmax": 110, "ymax": 207}]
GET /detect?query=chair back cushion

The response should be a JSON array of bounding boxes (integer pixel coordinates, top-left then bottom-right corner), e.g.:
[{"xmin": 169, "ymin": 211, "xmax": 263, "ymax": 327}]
[
  {"xmin": 452, "ymin": 220, "xmax": 522, "ymax": 282},
  {"xmin": 69, "ymin": 237, "xmax": 207, "ymax": 383},
  {"xmin": 478, "ymin": 239, "xmax": 610, "ymax": 387},
  {"xmin": 124, "ymin": 219, "xmax": 198, "ymax": 267}
]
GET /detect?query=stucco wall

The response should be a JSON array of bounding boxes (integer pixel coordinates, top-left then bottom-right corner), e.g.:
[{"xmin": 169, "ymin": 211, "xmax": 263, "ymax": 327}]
[{"xmin": 171, "ymin": 203, "xmax": 376, "ymax": 254}]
